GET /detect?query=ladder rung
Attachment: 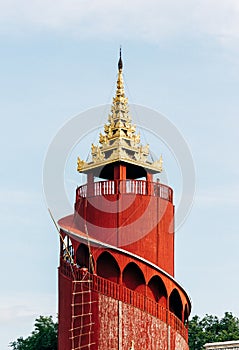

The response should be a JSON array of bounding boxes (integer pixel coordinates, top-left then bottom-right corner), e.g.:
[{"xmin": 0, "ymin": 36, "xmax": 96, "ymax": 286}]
[
  {"xmin": 70, "ymin": 322, "xmax": 94, "ymax": 331},
  {"xmin": 72, "ymin": 290, "xmax": 92, "ymax": 295},
  {"xmin": 71, "ymin": 300, "xmax": 97, "ymax": 306},
  {"xmin": 73, "ymin": 280, "xmax": 92, "ymax": 283},
  {"xmin": 72, "ymin": 313, "xmax": 92, "ymax": 318},
  {"xmin": 70, "ymin": 331, "xmax": 94, "ymax": 339},
  {"xmin": 74, "ymin": 343, "xmax": 96, "ymax": 349}
]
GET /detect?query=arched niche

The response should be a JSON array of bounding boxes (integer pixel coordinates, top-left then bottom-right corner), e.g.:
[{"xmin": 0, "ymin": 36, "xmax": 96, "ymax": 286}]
[
  {"xmin": 122, "ymin": 262, "xmax": 146, "ymax": 293},
  {"xmin": 96, "ymin": 252, "xmax": 120, "ymax": 283},
  {"xmin": 169, "ymin": 289, "xmax": 183, "ymax": 321},
  {"xmin": 62, "ymin": 235, "xmax": 74, "ymax": 263},
  {"xmin": 76, "ymin": 244, "xmax": 94, "ymax": 273},
  {"xmin": 147, "ymin": 275, "xmax": 167, "ymax": 307}
]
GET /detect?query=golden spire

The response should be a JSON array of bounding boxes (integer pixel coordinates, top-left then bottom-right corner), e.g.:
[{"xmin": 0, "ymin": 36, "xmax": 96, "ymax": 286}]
[
  {"xmin": 106, "ymin": 47, "xmax": 132, "ymax": 132},
  {"xmin": 77, "ymin": 51, "xmax": 163, "ymax": 174},
  {"xmin": 114, "ymin": 47, "xmax": 126, "ymax": 108}
]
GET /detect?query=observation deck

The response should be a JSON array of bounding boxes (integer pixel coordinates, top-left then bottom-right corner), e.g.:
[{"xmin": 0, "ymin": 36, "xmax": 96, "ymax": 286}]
[{"xmin": 76, "ymin": 179, "xmax": 173, "ymax": 203}]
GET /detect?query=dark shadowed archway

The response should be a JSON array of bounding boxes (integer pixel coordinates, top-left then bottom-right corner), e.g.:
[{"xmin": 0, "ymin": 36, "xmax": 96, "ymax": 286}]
[
  {"xmin": 147, "ymin": 275, "xmax": 167, "ymax": 307},
  {"xmin": 169, "ymin": 289, "xmax": 183, "ymax": 321},
  {"xmin": 122, "ymin": 262, "xmax": 146, "ymax": 293},
  {"xmin": 96, "ymin": 252, "xmax": 120, "ymax": 283},
  {"xmin": 76, "ymin": 243, "xmax": 94, "ymax": 273}
]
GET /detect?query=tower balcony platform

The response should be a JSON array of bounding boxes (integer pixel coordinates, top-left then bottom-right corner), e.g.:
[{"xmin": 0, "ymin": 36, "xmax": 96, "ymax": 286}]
[{"xmin": 76, "ymin": 179, "xmax": 173, "ymax": 203}]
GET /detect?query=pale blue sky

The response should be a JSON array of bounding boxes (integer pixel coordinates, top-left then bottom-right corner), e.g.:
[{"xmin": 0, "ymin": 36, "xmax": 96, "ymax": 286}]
[{"xmin": 1, "ymin": 1, "xmax": 239, "ymax": 348}]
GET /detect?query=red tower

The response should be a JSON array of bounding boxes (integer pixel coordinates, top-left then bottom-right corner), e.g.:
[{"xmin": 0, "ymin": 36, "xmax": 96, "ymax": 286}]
[{"xmin": 58, "ymin": 53, "xmax": 191, "ymax": 350}]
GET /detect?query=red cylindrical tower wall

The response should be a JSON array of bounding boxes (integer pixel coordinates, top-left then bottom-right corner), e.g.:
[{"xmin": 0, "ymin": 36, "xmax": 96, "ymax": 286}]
[
  {"xmin": 57, "ymin": 177, "xmax": 189, "ymax": 350},
  {"xmin": 74, "ymin": 180, "xmax": 174, "ymax": 276}
]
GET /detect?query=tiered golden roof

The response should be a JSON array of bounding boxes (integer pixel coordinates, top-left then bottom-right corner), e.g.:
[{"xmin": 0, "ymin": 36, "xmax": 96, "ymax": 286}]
[{"xmin": 77, "ymin": 51, "xmax": 163, "ymax": 174}]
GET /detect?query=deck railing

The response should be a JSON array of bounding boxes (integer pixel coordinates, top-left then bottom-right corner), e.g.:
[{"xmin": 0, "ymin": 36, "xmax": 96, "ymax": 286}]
[
  {"xmin": 60, "ymin": 260, "xmax": 187, "ymax": 341},
  {"xmin": 76, "ymin": 180, "xmax": 173, "ymax": 203}
]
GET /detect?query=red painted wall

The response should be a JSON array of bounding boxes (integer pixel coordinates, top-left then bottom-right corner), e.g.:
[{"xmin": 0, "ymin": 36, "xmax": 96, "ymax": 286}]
[
  {"xmin": 74, "ymin": 194, "xmax": 174, "ymax": 276},
  {"xmin": 58, "ymin": 256, "xmax": 190, "ymax": 350},
  {"xmin": 58, "ymin": 270, "xmax": 189, "ymax": 350},
  {"xmin": 58, "ymin": 270, "xmax": 72, "ymax": 350},
  {"xmin": 98, "ymin": 294, "xmax": 188, "ymax": 350}
]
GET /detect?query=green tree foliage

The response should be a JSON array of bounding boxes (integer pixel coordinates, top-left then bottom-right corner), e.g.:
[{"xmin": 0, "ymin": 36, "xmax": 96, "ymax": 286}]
[
  {"xmin": 10, "ymin": 315, "xmax": 58, "ymax": 350},
  {"xmin": 189, "ymin": 312, "xmax": 239, "ymax": 350}
]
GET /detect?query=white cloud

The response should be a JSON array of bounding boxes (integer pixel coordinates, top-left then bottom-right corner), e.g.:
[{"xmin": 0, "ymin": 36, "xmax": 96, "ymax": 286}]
[{"xmin": 1, "ymin": 0, "xmax": 239, "ymax": 46}]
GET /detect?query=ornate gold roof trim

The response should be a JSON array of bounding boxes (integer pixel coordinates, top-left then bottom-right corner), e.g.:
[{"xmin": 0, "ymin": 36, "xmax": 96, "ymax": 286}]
[{"xmin": 77, "ymin": 154, "xmax": 162, "ymax": 173}]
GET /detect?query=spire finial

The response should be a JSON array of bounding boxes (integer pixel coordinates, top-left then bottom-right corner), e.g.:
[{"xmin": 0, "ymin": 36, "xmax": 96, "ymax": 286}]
[{"xmin": 118, "ymin": 46, "xmax": 123, "ymax": 70}]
